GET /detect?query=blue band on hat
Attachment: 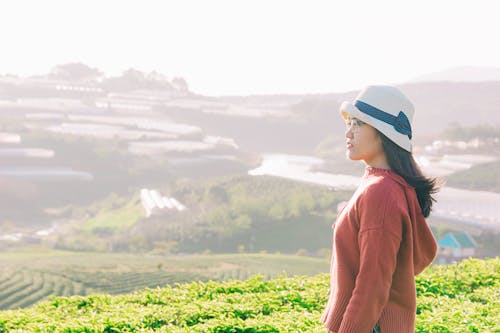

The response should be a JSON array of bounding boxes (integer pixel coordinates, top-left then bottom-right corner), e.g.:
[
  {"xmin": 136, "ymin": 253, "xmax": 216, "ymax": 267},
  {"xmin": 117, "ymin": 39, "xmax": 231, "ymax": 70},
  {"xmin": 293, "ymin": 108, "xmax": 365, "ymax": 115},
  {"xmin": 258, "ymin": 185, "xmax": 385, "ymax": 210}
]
[{"xmin": 354, "ymin": 100, "xmax": 412, "ymax": 139}]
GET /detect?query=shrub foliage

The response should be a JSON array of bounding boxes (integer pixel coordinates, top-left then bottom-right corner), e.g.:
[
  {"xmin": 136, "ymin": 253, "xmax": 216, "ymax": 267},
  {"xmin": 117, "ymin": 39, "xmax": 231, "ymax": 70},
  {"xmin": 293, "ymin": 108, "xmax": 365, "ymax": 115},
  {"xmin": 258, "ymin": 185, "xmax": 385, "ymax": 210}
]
[{"xmin": 0, "ymin": 258, "xmax": 498, "ymax": 333}]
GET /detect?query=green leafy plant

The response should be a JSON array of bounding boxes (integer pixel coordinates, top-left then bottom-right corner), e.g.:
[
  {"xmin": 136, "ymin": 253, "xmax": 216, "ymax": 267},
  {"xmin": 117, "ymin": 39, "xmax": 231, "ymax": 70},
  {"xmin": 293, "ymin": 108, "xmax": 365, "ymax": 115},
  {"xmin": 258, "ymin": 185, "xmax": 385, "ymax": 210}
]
[{"xmin": 0, "ymin": 258, "xmax": 498, "ymax": 332}]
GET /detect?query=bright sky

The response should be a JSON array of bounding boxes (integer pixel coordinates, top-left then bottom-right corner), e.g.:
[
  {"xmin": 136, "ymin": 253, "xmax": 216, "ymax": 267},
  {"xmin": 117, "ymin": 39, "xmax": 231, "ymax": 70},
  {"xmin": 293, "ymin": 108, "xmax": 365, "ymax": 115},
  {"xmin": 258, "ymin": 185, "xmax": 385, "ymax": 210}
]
[{"xmin": 1, "ymin": 0, "xmax": 499, "ymax": 96}]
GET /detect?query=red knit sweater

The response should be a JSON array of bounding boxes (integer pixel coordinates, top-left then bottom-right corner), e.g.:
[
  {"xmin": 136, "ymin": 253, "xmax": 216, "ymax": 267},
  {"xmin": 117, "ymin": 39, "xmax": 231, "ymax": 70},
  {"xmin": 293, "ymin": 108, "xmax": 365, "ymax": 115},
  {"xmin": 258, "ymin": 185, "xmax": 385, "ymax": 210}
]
[{"xmin": 321, "ymin": 167, "xmax": 437, "ymax": 333}]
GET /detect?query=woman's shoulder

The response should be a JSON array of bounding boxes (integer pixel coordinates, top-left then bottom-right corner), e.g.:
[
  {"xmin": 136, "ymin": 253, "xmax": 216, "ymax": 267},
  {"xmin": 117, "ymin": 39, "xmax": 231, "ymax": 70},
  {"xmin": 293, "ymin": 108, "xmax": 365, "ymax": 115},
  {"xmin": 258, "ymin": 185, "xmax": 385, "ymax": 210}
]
[
  {"xmin": 363, "ymin": 171, "xmax": 406, "ymax": 194},
  {"xmin": 355, "ymin": 171, "xmax": 411, "ymax": 232},
  {"xmin": 358, "ymin": 171, "xmax": 409, "ymax": 208}
]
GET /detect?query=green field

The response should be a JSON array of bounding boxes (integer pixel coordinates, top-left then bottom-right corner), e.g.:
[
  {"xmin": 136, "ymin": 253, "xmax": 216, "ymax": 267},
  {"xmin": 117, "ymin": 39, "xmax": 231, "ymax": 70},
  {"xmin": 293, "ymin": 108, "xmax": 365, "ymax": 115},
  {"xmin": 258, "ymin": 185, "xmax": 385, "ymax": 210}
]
[
  {"xmin": 0, "ymin": 258, "xmax": 498, "ymax": 332},
  {"xmin": 0, "ymin": 251, "xmax": 329, "ymax": 310}
]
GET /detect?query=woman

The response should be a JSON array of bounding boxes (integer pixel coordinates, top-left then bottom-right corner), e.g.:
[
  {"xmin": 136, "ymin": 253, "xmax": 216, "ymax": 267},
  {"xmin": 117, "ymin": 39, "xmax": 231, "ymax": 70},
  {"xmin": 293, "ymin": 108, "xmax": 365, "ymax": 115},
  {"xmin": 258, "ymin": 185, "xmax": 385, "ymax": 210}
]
[{"xmin": 321, "ymin": 85, "xmax": 439, "ymax": 333}]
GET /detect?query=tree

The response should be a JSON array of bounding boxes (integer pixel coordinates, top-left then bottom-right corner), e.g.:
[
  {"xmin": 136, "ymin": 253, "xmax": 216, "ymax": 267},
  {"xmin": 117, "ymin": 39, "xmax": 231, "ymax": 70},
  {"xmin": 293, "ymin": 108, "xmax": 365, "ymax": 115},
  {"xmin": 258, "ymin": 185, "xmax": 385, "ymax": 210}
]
[
  {"xmin": 204, "ymin": 184, "xmax": 229, "ymax": 203},
  {"xmin": 49, "ymin": 62, "xmax": 103, "ymax": 82},
  {"xmin": 102, "ymin": 68, "xmax": 175, "ymax": 91},
  {"xmin": 268, "ymin": 203, "xmax": 286, "ymax": 220},
  {"xmin": 172, "ymin": 77, "xmax": 189, "ymax": 92}
]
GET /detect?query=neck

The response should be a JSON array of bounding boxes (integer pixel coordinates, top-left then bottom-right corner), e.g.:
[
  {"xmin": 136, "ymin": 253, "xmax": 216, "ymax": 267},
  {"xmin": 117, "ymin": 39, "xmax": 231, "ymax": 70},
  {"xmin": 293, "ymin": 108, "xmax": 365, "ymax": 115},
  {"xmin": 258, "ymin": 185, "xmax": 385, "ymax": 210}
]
[{"xmin": 364, "ymin": 155, "xmax": 391, "ymax": 170}]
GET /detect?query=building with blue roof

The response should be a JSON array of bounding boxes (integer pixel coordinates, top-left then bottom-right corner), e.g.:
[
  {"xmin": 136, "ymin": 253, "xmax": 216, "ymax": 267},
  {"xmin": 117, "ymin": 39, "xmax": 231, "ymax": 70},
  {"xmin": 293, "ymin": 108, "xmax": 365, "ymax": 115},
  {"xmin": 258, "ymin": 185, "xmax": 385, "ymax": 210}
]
[{"xmin": 438, "ymin": 232, "xmax": 478, "ymax": 261}]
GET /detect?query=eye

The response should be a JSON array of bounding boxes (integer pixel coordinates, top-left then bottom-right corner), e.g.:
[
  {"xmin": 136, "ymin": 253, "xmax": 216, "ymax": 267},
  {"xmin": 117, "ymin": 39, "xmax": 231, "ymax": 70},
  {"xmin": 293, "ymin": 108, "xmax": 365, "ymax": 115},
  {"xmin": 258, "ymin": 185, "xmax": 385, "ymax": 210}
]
[
  {"xmin": 353, "ymin": 118, "xmax": 365, "ymax": 126},
  {"xmin": 345, "ymin": 118, "xmax": 365, "ymax": 131}
]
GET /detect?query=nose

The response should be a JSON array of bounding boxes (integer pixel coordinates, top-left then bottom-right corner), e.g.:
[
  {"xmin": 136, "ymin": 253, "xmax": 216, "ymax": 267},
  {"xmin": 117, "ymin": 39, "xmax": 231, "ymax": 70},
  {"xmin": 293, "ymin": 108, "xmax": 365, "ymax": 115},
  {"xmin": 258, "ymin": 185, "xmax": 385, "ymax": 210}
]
[{"xmin": 345, "ymin": 127, "xmax": 353, "ymax": 139}]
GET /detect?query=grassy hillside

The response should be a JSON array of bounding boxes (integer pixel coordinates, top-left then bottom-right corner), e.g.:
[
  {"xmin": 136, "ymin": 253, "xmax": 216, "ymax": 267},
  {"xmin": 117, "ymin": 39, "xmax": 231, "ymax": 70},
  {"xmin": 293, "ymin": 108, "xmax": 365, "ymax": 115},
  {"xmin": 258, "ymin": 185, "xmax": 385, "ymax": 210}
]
[
  {"xmin": 445, "ymin": 160, "xmax": 500, "ymax": 193},
  {"xmin": 0, "ymin": 258, "xmax": 498, "ymax": 332},
  {"xmin": 53, "ymin": 175, "xmax": 350, "ymax": 254},
  {"xmin": 0, "ymin": 251, "xmax": 329, "ymax": 310}
]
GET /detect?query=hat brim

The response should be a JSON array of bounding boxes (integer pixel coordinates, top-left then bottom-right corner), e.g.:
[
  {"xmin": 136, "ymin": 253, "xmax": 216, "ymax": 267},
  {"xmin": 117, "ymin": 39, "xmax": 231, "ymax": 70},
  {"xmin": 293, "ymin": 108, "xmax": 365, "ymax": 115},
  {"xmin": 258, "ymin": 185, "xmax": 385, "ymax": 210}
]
[
  {"xmin": 339, "ymin": 101, "xmax": 412, "ymax": 152},
  {"xmin": 340, "ymin": 101, "xmax": 371, "ymax": 124}
]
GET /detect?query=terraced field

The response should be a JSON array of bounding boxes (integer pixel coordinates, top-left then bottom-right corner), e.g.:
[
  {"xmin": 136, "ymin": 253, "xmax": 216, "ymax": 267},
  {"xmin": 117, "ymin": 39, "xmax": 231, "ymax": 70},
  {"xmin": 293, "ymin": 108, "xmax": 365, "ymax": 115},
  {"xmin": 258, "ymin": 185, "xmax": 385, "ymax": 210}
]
[{"xmin": 0, "ymin": 251, "xmax": 329, "ymax": 310}]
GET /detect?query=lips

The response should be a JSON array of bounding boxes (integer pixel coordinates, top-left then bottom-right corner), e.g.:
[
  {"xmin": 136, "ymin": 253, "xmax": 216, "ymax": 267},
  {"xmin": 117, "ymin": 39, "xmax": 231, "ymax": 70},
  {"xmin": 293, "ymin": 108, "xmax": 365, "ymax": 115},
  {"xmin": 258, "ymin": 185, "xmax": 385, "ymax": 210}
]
[{"xmin": 346, "ymin": 142, "xmax": 353, "ymax": 149}]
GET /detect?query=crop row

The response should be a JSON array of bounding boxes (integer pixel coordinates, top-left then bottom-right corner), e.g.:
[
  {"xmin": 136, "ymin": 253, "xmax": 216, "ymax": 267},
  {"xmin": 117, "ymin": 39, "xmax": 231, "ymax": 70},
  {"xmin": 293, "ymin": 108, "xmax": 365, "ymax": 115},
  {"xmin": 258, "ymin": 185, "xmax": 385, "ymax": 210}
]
[
  {"xmin": 0, "ymin": 270, "xmax": 84, "ymax": 310},
  {"xmin": 0, "ymin": 258, "xmax": 302, "ymax": 311},
  {"xmin": 0, "ymin": 268, "xmax": 208, "ymax": 310}
]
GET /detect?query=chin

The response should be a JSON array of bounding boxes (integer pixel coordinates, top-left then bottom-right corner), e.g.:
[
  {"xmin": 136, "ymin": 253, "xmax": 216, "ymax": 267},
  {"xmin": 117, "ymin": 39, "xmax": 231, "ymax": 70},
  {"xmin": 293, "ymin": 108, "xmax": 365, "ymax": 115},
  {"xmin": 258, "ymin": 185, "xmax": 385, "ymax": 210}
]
[{"xmin": 346, "ymin": 151, "xmax": 361, "ymax": 161}]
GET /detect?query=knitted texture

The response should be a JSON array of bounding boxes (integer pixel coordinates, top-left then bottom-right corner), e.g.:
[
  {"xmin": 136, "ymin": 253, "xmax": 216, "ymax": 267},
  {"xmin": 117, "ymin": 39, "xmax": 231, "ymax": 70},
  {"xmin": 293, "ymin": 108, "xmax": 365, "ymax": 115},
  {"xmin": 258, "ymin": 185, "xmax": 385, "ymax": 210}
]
[{"xmin": 321, "ymin": 167, "xmax": 437, "ymax": 333}]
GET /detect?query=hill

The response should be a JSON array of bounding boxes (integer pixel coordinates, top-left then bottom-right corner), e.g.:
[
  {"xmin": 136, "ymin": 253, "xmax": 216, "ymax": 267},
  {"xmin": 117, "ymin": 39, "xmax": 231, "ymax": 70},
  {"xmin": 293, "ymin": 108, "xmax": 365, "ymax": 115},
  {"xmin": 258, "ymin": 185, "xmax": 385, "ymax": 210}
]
[
  {"xmin": 18, "ymin": 175, "xmax": 350, "ymax": 254},
  {"xmin": 445, "ymin": 160, "xmax": 500, "ymax": 193},
  {"xmin": 409, "ymin": 66, "xmax": 500, "ymax": 83},
  {"xmin": 280, "ymin": 81, "xmax": 500, "ymax": 141},
  {"xmin": 0, "ymin": 258, "xmax": 498, "ymax": 332}
]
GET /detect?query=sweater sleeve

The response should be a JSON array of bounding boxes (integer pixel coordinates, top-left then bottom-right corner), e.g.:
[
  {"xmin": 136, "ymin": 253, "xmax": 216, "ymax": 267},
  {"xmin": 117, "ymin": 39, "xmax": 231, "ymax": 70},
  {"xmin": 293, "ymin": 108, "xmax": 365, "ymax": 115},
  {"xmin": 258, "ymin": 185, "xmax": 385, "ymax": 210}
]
[{"xmin": 338, "ymin": 186, "xmax": 404, "ymax": 333}]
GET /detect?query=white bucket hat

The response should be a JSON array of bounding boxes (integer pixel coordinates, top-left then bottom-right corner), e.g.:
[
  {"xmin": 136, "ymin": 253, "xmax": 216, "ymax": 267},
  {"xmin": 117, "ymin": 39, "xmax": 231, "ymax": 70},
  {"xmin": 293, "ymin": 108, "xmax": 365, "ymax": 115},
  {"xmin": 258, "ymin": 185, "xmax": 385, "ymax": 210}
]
[{"xmin": 340, "ymin": 85, "xmax": 415, "ymax": 152}]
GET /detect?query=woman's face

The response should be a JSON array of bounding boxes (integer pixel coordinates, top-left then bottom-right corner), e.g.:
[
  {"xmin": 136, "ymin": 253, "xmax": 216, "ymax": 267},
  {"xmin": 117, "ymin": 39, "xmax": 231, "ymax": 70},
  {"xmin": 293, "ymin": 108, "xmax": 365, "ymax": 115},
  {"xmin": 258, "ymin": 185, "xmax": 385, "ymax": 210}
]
[{"xmin": 344, "ymin": 117, "xmax": 387, "ymax": 167}]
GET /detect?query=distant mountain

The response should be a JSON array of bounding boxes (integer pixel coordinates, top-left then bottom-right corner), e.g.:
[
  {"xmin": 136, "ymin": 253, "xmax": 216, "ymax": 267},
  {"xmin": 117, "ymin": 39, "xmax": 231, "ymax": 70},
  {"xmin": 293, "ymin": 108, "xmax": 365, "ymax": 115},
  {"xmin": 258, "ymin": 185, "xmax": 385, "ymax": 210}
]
[
  {"xmin": 397, "ymin": 81, "xmax": 500, "ymax": 135},
  {"xmin": 409, "ymin": 66, "xmax": 500, "ymax": 83},
  {"xmin": 236, "ymin": 81, "xmax": 500, "ymax": 142},
  {"xmin": 204, "ymin": 81, "xmax": 500, "ymax": 151}
]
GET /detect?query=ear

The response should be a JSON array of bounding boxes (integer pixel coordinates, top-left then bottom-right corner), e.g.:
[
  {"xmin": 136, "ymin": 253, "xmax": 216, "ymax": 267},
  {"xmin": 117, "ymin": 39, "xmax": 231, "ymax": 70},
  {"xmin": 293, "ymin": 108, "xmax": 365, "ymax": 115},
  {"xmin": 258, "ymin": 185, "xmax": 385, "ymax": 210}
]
[
  {"xmin": 371, "ymin": 127, "xmax": 383, "ymax": 140},
  {"xmin": 373, "ymin": 129, "xmax": 385, "ymax": 150}
]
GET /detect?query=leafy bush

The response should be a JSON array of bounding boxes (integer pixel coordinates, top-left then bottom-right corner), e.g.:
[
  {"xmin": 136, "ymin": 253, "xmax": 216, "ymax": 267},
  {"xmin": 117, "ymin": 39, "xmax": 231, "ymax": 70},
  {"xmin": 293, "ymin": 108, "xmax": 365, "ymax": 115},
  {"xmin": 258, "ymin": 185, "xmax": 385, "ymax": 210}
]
[{"xmin": 0, "ymin": 258, "xmax": 498, "ymax": 332}]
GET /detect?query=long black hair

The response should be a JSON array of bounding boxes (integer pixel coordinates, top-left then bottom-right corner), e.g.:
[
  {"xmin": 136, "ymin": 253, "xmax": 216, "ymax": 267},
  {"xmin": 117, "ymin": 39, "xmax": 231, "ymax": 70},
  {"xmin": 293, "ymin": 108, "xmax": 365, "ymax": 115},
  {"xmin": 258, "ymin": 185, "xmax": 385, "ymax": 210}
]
[{"xmin": 379, "ymin": 132, "xmax": 440, "ymax": 217}]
